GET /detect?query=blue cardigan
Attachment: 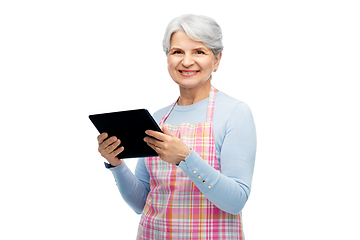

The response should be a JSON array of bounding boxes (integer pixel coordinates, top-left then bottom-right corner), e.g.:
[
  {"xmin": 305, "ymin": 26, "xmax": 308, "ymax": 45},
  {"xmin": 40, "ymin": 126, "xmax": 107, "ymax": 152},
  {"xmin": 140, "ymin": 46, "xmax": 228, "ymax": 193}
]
[{"xmin": 105, "ymin": 91, "xmax": 257, "ymax": 215}]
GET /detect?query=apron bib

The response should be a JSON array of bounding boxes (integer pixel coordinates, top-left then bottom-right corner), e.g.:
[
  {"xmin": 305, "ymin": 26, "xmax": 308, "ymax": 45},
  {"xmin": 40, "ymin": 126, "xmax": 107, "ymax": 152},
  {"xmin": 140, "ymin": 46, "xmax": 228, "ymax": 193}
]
[{"xmin": 137, "ymin": 86, "xmax": 244, "ymax": 239}]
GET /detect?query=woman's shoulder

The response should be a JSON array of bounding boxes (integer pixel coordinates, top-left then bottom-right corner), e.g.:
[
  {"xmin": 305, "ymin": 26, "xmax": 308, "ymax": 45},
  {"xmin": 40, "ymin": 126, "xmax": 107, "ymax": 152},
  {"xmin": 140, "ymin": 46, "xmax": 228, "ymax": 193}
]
[
  {"xmin": 152, "ymin": 104, "xmax": 173, "ymax": 123},
  {"xmin": 214, "ymin": 91, "xmax": 255, "ymax": 134},
  {"xmin": 215, "ymin": 91, "xmax": 252, "ymax": 115}
]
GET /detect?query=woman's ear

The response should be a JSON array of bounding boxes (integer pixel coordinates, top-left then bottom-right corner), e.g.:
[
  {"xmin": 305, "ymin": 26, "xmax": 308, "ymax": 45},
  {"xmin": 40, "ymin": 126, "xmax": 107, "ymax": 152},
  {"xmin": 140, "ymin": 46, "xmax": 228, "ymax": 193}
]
[{"xmin": 213, "ymin": 52, "xmax": 222, "ymax": 72}]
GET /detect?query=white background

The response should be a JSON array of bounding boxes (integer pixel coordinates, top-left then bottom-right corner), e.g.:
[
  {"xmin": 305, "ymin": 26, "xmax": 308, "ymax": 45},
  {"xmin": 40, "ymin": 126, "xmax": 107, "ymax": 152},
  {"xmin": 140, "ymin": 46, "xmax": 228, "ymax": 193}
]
[{"xmin": 1, "ymin": 0, "xmax": 359, "ymax": 239}]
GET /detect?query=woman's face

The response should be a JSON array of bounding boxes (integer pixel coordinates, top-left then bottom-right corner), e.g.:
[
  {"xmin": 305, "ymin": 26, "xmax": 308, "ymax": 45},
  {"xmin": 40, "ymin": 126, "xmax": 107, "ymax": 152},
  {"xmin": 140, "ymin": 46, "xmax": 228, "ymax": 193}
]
[{"xmin": 167, "ymin": 31, "xmax": 221, "ymax": 90}]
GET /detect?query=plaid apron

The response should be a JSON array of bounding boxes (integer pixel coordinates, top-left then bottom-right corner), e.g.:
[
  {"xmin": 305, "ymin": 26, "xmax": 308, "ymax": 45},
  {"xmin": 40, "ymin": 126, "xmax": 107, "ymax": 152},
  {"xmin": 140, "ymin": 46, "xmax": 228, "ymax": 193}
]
[{"xmin": 137, "ymin": 86, "xmax": 244, "ymax": 239}]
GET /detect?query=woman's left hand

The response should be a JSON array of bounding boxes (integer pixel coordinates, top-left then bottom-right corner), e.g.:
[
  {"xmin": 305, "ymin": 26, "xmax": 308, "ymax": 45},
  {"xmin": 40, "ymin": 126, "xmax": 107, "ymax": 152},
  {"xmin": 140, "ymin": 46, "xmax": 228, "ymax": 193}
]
[{"xmin": 144, "ymin": 126, "xmax": 191, "ymax": 165}]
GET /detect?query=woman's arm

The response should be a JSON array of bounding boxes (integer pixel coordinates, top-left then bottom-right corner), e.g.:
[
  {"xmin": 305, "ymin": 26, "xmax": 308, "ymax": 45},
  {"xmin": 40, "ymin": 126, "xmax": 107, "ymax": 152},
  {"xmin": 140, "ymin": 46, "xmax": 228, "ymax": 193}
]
[
  {"xmin": 178, "ymin": 102, "xmax": 256, "ymax": 214},
  {"xmin": 105, "ymin": 159, "xmax": 150, "ymax": 214},
  {"xmin": 98, "ymin": 132, "xmax": 149, "ymax": 213}
]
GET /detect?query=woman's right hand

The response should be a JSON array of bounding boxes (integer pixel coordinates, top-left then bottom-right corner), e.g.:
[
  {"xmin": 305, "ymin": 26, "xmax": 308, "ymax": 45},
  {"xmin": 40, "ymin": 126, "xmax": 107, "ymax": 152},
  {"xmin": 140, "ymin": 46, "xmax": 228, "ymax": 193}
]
[{"xmin": 97, "ymin": 132, "xmax": 124, "ymax": 167}]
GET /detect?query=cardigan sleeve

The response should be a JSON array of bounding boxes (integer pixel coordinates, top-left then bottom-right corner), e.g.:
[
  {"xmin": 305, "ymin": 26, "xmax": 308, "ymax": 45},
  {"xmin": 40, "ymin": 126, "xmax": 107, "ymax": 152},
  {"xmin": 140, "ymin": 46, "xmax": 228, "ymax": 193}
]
[
  {"xmin": 178, "ymin": 102, "xmax": 256, "ymax": 214},
  {"xmin": 105, "ymin": 159, "xmax": 150, "ymax": 214}
]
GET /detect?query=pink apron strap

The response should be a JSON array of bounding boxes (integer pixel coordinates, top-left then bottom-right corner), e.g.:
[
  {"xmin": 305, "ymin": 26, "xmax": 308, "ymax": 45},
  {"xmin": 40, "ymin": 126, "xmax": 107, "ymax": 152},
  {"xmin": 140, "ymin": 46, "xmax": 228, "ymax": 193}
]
[
  {"xmin": 206, "ymin": 85, "xmax": 216, "ymax": 123},
  {"xmin": 159, "ymin": 85, "xmax": 217, "ymax": 126},
  {"xmin": 159, "ymin": 98, "xmax": 178, "ymax": 126}
]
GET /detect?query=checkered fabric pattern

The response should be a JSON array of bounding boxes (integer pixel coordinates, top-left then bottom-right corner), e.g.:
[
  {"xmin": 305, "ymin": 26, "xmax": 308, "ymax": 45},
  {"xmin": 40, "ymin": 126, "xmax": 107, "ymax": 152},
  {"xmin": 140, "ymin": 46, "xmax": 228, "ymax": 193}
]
[{"xmin": 137, "ymin": 86, "xmax": 244, "ymax": 239}]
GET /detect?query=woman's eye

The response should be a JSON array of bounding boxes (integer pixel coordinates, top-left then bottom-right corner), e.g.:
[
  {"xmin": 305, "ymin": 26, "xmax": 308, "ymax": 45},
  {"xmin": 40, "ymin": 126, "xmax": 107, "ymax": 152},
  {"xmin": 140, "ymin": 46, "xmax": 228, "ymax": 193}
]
[
  {"xmin": 173, "ymin": 51, "xmax": 182, "ymax": 54},
  {"xmin": 196, "ymin": 50, "xmax": 205, "ymax": 54}
]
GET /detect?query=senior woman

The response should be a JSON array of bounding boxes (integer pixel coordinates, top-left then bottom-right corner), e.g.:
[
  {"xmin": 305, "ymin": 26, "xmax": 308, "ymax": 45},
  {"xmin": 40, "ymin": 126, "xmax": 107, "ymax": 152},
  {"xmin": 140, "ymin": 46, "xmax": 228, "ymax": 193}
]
[{"xmin": 97, "ymin": 14, "xmax": 256, "ymax": 239}]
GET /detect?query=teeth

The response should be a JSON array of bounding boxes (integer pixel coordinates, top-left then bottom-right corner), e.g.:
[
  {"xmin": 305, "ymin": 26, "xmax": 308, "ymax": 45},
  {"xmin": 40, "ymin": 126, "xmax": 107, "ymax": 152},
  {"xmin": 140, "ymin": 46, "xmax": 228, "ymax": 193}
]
[{"xmin": 181, "ymin": 71, "xmax": 197, "ymax": 75}]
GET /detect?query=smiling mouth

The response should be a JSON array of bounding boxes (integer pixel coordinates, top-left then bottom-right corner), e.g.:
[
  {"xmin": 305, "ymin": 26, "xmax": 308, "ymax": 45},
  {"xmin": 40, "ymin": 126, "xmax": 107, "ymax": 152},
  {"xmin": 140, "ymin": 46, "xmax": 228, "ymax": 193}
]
[{"xmin": 179, "ymin": 70, "xmax": 200, "ymax": 76}]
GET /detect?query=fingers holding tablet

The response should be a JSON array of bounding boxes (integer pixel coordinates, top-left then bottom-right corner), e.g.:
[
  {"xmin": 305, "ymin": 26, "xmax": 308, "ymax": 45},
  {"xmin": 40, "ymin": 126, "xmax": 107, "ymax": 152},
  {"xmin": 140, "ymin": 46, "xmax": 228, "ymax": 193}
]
[
  {"xmin": 97, "ymin": 132, "xmax": 108, "ymax": 144},
  {"xmin": 89, "ymin": 109, "xmax": 161, "ymax": 159},
  {"xmin": 97, "ymin": 132, "xmax": 124, "ymax": 167}
]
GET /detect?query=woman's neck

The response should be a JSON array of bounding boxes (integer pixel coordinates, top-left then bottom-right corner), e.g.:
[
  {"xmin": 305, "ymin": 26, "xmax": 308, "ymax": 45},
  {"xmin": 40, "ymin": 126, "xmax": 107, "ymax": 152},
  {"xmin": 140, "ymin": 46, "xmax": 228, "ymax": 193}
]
[{"xmin": 177, "ymin": 82, "xmax": 212, "ymax": 106}]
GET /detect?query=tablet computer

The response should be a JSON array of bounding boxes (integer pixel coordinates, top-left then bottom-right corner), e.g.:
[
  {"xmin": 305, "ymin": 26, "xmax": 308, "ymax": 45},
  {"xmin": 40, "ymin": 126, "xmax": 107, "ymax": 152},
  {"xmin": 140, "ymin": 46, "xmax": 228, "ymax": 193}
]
[{"xmin": 89, "ymin": 109, "xmax": 162, "ymax": 159}]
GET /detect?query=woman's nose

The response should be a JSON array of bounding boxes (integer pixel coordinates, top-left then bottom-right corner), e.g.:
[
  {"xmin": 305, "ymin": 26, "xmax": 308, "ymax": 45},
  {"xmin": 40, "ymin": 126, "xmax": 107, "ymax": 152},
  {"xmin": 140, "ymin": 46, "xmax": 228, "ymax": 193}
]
[{"xmin": 181, "ymin": 54, "xmax": 194, "ymax": 67}]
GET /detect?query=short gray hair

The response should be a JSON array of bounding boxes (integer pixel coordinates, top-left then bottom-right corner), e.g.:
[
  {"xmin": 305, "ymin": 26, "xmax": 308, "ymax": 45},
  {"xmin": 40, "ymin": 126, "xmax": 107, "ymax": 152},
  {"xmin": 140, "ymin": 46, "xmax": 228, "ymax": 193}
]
[{"xmin": 162, "ymin": 14, "xmax": 223, "ymax": 56}]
